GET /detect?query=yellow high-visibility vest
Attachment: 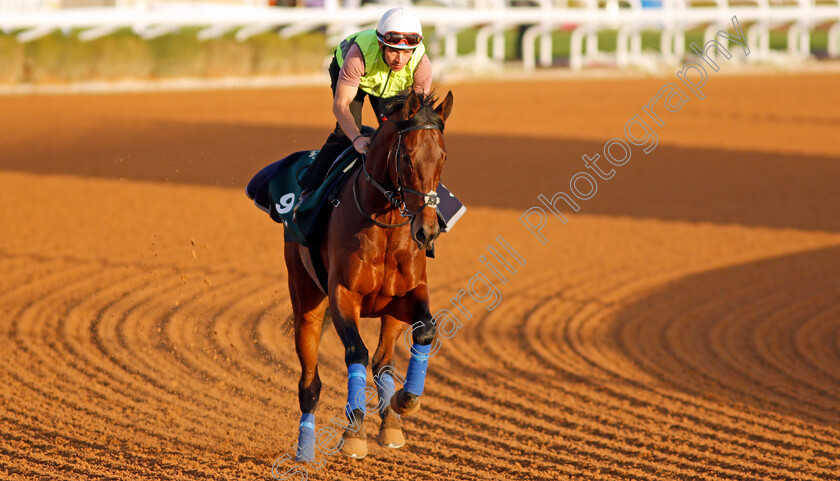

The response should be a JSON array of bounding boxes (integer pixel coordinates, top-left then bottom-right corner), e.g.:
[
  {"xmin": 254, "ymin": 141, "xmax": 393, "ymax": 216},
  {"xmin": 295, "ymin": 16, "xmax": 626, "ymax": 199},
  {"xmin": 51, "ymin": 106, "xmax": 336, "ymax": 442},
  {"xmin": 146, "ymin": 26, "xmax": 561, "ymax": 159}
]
[{"xmin": 335, "ymin": 29, "xmax": 426, "ymax": 98}]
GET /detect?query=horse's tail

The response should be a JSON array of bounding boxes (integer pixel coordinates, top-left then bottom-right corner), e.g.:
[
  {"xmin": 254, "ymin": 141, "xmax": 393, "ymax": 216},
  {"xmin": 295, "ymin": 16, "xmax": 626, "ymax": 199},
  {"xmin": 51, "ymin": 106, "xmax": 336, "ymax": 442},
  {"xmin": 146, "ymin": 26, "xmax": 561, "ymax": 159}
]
[
  {"xmin": 283, "ymin": 305, "xmax": 333, "ymax": 339},
  {"xmin": 321, "ymin": 307, "xmax": 333, "ymax": 336}
]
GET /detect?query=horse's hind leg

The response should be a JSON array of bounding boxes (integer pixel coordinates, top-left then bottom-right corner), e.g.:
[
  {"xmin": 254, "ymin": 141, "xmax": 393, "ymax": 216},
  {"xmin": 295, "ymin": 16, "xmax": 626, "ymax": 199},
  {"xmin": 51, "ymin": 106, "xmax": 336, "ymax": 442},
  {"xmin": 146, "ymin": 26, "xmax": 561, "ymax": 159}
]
[
  {"xmin": 285, "ymin": 243, "xmax": 328, "ymax": 462},
  {"xmin": 372, "ymin": 315, "xmax": 407, "ymax": 449}
]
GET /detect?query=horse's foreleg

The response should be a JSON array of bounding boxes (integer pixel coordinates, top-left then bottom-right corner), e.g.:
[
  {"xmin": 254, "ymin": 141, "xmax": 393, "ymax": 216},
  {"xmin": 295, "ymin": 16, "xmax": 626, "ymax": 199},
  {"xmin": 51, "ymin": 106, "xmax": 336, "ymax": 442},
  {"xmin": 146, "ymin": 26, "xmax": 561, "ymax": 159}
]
[
  {"xmin": 286, "ymin": 244, "xmax": 328, "ymax": 463},
  {"xmin": 330, "ymin": 284, "xmax": 370, "ymax": 459},
  {"xmin": 390, "ymin": 293, "xmax": 437, "ymax": 417},
  {"xmin": 372, "ymin": 315, "xmax": 407, "ymax": 448}
]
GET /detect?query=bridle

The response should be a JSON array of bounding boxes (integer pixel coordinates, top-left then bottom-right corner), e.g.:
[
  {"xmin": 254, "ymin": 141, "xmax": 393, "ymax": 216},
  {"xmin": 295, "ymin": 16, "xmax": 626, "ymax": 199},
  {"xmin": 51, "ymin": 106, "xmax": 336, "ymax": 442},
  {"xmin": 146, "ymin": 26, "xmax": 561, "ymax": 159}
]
[{"xmin": 353, "ymin": 122, "xmax": 442, "ymax": 228}]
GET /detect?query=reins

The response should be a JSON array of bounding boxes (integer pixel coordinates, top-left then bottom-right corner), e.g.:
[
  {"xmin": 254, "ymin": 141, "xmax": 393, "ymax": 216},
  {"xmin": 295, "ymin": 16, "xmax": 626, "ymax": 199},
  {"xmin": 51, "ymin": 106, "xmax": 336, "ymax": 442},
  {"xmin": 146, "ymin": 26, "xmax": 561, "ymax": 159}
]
[
  {"xmin": 353, "ymin": 122, "xmax": 442, "ymax": 229},
  {"xmin": 353, "ymin": 168, "xmax": 409, "ymax": 228}
]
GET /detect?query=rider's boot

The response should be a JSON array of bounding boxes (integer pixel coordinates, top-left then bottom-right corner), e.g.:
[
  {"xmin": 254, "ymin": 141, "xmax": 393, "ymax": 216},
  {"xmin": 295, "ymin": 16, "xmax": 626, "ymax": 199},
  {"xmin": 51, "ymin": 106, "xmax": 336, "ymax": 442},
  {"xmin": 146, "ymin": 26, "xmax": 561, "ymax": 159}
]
[{"xmin": 292, "ymin": 189, "xmax": 312, "ymax": 221}]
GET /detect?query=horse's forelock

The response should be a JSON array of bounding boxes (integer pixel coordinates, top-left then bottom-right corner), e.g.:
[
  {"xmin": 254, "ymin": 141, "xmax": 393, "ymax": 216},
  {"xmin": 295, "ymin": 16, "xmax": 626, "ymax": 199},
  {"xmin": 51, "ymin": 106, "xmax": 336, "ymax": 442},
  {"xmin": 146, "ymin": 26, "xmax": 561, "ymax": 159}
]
[{"xmin": 382, "ymin": 91, "xmax": 444, "ymax": 131}]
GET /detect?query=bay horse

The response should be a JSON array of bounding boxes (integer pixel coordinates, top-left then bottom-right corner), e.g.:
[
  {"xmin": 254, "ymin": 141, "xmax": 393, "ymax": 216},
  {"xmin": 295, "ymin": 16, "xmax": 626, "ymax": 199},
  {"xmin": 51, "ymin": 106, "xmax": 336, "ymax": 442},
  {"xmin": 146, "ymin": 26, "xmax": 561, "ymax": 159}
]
[{"xmin": 285, "ymin": 90, "xmax": 454, "ymax": 461}]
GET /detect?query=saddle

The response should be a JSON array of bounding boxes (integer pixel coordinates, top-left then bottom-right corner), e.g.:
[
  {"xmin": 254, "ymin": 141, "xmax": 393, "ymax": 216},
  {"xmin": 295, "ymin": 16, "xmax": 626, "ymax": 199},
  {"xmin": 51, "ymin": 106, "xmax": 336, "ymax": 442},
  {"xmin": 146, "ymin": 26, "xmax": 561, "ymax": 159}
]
[
  {"xmin": 246, "ymin": 147, "xmax": 360, "ymax": 246},
  {"xmin": 246, "ymin": 142, "xmax": 466, "ymax": 290}
]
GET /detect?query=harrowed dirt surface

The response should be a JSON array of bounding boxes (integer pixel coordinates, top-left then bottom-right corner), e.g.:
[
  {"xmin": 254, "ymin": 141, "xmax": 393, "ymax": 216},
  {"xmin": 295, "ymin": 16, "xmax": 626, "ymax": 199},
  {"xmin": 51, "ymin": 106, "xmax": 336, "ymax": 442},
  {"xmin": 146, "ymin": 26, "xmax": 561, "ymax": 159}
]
[{"xmin": 1, "ymin": 72, "xmax": 840, "ymax": 480}]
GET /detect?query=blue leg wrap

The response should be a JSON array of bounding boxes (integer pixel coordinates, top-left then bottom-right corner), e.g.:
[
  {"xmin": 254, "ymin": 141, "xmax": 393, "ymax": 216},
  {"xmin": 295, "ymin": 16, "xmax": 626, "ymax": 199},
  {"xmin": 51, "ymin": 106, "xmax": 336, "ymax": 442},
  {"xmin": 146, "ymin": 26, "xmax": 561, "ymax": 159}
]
[
  {"xmin": 346, "ymin": 363, "xmax": 367, "ymax": 416},
  {"xmin": 404, "ymin": 343, "xmax": 431, "ymax": 396},
  {"xmin": 376, "ymin": 372, "xmax": 396, "ymax": 417},
  {"xmin": 295, "ymin": 413, "xmax": 316, "ymax": 462}
]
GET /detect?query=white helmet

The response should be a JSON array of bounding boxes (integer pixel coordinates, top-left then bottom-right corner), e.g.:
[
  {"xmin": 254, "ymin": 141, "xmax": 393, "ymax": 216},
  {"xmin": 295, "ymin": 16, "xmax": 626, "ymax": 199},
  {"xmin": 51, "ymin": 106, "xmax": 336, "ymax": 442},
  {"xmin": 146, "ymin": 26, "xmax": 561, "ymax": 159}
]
[{"xmin": 376, "ymin": 7, "xmax": 423, "ymax": 50}]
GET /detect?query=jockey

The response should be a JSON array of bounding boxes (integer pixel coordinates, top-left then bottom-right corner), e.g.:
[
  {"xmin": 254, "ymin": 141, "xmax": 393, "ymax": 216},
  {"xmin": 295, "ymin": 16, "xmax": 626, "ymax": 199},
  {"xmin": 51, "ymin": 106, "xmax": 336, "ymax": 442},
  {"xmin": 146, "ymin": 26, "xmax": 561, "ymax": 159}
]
[{"xmin": 296, "ymin": 7, "xmax": 432, "ymax": 206}]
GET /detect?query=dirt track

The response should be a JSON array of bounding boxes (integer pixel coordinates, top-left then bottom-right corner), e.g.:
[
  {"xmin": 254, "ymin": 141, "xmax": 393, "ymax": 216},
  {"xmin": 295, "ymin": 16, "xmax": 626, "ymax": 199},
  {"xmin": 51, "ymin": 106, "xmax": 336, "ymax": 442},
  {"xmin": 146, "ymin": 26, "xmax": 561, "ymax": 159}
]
[{"xmin": 1, "ymin": 73, "xmax": 840, "ymax": 480}]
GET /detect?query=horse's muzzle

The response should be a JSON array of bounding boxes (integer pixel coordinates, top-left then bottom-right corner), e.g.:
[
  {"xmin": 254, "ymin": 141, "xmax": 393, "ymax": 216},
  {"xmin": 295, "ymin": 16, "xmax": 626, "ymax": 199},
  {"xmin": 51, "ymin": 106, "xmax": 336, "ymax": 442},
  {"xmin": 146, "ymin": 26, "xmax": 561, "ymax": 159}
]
[{"xmin": 412, "ymin": 221, "xmax": 440, "ymax": 252}]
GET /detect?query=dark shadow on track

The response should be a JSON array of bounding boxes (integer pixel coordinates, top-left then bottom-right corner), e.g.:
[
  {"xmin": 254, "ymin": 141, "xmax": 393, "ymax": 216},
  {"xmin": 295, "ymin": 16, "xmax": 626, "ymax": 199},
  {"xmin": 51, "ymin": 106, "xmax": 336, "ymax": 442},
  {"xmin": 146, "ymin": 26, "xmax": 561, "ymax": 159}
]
[
  {"xmin": 606, "ymin": 244, "xmax": 840, "ymax": 428},
  {"xmin": 3, "ymin": 121, "xmax": 838, "ymax": 232}
]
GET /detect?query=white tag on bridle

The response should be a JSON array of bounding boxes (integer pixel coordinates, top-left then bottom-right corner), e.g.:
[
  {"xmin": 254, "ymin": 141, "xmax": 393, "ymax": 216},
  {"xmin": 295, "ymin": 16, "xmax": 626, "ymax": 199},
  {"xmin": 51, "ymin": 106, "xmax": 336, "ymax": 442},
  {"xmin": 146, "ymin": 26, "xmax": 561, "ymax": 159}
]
[{"xmin": 424, "ymin": 190, "xmax": 440, "ymax": 208}]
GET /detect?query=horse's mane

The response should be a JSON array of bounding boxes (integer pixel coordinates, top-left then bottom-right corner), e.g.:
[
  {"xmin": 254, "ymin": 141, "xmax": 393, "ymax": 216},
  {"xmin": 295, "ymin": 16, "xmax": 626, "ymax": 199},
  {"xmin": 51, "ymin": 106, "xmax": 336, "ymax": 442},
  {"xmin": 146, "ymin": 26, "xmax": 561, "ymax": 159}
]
[{"xmin": 380, "ymin": 91, "xmax": 444, "ymax": 131}]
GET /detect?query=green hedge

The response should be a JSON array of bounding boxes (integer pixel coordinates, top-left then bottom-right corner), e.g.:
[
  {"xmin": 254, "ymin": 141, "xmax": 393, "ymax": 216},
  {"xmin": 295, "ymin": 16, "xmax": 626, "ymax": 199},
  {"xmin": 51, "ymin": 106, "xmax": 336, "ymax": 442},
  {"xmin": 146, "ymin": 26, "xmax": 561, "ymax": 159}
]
[
  {"xmin": 0, "ymin": 28, "xmax": 329, "ymax": 83},
  {"xmin": 0, "ymin": 25, "xmax": 832, "ymax": 83}
]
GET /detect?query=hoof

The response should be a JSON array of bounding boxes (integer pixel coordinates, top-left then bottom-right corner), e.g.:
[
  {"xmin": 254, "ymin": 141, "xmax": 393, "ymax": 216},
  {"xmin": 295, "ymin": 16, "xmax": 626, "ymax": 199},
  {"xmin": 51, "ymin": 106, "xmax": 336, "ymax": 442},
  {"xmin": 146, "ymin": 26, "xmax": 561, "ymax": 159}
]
[
  {"xmin": 378, "ymin": 427, "xmax": 405, "ymax": 449},
  {"xmin": 378, "ymin": 406, "xmax": 405, "ymax": 448},
  {"xmin": 390, "ymin": 388, "xmax": 421, "ymax": 416},
  {"xmin": 339, "ymin": 436, "xmax": 368, "ymax": 459},
  {"xmin": 339, "ymin": 408, "xmax": 367, "ymax": 459},
  {"xmin": 377, "ymin": 406, "xmax": 405, "ymax": 449}
]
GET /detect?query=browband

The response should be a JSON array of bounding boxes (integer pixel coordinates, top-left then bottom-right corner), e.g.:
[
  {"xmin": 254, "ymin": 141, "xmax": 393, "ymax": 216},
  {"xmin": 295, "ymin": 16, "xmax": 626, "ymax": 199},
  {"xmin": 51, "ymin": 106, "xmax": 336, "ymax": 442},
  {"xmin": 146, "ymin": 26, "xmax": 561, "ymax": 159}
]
[{"xmin": 399, "ymin": 123, "xmax": 443, "ymax": 133}]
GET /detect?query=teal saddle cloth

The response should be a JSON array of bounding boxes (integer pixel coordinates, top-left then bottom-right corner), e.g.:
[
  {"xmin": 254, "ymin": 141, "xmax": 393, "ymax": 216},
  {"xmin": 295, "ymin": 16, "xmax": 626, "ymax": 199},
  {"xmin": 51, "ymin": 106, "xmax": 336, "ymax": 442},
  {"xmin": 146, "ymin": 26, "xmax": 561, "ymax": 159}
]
[{"xmin": 246, "ymin": 147, "xmax": 360, "ymax": 246}]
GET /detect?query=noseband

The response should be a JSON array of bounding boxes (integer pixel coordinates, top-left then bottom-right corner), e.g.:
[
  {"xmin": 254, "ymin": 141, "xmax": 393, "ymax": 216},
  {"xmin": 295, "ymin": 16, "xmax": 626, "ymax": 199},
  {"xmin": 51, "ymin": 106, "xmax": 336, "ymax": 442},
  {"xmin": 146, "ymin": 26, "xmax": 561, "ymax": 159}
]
[{"xmin": 354, "ymin": 122, "xmax": 442, "ymax": 229}]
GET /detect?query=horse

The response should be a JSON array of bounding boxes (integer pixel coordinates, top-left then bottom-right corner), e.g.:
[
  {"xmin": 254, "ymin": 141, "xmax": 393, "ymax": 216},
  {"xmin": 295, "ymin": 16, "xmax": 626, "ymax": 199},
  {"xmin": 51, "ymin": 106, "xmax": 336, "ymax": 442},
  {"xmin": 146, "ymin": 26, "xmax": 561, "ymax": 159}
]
[{"xmin": 285, "ymin": 90, "xmax": 454, "ymax": 461}]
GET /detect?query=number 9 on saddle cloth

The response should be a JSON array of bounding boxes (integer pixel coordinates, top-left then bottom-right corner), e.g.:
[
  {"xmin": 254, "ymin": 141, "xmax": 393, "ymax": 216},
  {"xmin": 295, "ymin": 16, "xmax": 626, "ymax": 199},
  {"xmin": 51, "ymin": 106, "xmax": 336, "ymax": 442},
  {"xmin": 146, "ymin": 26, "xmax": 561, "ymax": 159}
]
[{"xmin": 246, "ymin": 144, "xmax": 466, "ymax": 257}]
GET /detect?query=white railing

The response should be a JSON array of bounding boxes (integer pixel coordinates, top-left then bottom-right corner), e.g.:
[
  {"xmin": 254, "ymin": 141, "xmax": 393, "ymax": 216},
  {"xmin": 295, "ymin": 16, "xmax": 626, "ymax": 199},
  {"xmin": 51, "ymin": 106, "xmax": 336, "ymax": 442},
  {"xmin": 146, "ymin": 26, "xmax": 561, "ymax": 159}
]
[
  {"xmin": 0, "ymin": 0, "xmax": 269, "ymax": 10},
  {"xmin": 1, "ymin": 0, "xmax": 53, "ymax": 12},
  {"xmin": 1, "ymin": 0, "xmax": 838, "ymax": 70}
]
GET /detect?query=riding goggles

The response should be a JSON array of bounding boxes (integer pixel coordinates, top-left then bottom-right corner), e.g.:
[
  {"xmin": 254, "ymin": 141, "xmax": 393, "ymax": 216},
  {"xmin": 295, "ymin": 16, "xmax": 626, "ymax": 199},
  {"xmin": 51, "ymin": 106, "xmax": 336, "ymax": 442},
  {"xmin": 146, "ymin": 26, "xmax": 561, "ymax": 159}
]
[{"xmin": 378, "ymin": 31, "xmax": 423, "ymax": 47}]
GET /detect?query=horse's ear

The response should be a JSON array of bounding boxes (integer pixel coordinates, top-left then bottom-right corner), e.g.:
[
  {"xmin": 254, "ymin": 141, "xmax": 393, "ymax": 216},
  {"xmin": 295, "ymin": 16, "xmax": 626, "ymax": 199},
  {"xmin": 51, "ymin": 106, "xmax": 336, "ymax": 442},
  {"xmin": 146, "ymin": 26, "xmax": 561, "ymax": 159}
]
[
  {"xmin": 435, "ymin": 91, "xmax": 454, "ymax": 122},
  {"xmin": 403, "ymin": 90, "xmax": 421, "ymax": 119}
]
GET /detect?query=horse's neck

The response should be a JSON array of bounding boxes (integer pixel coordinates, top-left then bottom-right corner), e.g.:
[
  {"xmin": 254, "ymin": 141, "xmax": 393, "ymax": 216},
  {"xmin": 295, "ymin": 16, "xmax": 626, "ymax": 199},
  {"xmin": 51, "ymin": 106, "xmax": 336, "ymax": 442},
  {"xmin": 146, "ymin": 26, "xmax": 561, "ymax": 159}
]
[{"xmin": 360, "ymin": 132, "xmax": 398, "ymax": 213}]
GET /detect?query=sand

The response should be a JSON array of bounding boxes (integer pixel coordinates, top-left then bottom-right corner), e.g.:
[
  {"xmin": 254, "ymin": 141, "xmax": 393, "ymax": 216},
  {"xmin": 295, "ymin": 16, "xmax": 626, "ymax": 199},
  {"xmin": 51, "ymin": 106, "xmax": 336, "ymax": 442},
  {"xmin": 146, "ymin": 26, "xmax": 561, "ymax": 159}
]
[{"xmin": 1, "ymin": 72, "xmax": 839, "ymax": 480}]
